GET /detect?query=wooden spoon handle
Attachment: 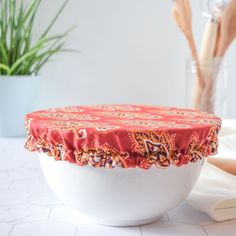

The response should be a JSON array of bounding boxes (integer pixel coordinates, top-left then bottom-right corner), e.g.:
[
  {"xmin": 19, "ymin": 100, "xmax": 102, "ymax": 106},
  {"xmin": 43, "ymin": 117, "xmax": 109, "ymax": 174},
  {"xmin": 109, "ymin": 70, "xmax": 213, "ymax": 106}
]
[
  {"xmin": 188, "ymin": 34, "xmax": 205, "ymax": 89},
  {"xmin": 200, "ymin": 20, "xmax": 219, "ymax": 63},
  {"xmin": 208, "ymin": 157, "xmax": 236, "ymax": 176}
]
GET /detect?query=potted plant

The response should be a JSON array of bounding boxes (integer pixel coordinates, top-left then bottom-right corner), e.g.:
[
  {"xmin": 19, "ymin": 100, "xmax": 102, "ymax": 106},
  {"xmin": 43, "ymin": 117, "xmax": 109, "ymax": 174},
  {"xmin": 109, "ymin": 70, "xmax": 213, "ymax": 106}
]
[{"xmin": 0, "ymin": 0, "xmax": 73, "ymax": 137}]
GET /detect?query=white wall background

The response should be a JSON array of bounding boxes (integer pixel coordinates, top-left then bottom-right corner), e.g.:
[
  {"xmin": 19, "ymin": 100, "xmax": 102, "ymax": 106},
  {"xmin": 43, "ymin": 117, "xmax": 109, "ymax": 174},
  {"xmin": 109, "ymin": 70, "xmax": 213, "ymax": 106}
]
[{"xmin": 34, "ymin": 0, "xmax": 236, "ymax": 117}]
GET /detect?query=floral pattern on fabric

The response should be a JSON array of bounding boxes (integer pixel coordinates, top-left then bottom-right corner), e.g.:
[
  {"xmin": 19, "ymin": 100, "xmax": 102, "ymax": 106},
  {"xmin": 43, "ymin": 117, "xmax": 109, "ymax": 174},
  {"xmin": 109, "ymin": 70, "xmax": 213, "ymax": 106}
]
[
  {"xmin": 74, "ymin": 148, "xmax": 129, "ymax": 168},
  {"xmin": 24, "ymin": 105, "xmax": 221, "ymax": 169},
  {"xmin": 130, "ymin": 131, "xmax": 175, "ymax": 168},
  {"xmin": 40, "ymin": 120, "xmax": 119, "ymax": 133},
  {"xmin": 184, "ymin": 132, "xmax": 206, "ymax": 163}
]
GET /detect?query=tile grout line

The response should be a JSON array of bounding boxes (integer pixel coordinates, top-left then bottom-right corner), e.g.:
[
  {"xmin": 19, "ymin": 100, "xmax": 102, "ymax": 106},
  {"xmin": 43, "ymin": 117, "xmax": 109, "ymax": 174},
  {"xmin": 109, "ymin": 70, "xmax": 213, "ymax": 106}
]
[
  {"xmin": 7, "ymin": 180, "xmax": 15, "ymax": 190},
  {"xmin": 202, "ymin": 226, "xmax": 209, "ymax": 236},
  {"xmin": 74, "ymin": 225, "xmax": 78, "ymax": 236},
  {"xmin": 139, "ymin": 226, "xmax": 143, "ymax": 236},
  {"xmin": 27, "ymin": 193, "xmax": 32, "ymax": 202},
  {"xmin": 48, "ymin": 208, "xmax": 53, "ymax": 219},
  {"xmin": 8, "ymin": 224, "xmax": 15, "ymax": 236},
  {"xmin": 166, "ymin": 217, "xmax": 215, "ymax": 227}
]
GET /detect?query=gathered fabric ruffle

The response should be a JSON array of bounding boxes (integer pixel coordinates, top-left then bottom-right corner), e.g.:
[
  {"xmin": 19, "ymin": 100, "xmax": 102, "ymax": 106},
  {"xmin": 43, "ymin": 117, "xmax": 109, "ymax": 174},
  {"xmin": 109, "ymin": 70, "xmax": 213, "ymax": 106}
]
[{"xmin": 24, "ymin": 105, "xmax": 221, "ymax": 169}]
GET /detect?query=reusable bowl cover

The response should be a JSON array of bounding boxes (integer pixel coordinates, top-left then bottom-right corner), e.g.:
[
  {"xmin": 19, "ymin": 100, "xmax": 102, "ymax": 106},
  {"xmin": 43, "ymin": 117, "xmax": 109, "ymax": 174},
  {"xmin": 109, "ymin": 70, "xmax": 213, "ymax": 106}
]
[{"xmin": 25, "ymin": 105, "xmax": 221, "ymax": 169}]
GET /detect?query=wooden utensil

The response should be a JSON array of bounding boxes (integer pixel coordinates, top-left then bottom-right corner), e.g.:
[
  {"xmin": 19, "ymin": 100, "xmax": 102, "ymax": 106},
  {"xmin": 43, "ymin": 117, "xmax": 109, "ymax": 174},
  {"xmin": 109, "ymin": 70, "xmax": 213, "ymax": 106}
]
[
  {"xmin": 196, "ymin": 1, "xmax": 228, "ymax": 113},
  {"xmin": 214, "ymin": 20, "xmax": 222, "ymax": 57},
  {"xmin": 172, "ymin": 0, "xmax": 205, "ymax": 89},
  {"xmin": 208, "ymin": 157, "xmax": 236, "ymax": 176},
  {"xmin": 217, "ymin": 0, "xmax": 236, "ymax": 57},
  {"xmin": 199, "ymin": 19, "xmax": 219, "ymax": 64},
  {"xmin": 198, "ymin": 16, "xmax": 220, "ymax": 113}
]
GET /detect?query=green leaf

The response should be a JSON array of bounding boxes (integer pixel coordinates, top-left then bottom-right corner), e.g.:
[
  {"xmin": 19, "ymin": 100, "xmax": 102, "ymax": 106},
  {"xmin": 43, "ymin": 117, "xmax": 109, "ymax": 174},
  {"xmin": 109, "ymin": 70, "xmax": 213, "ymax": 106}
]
[
  {"xmin": 0, "ymin": 40, "xmax": 9, "ymax": 64},
  {"xmin": 40, "ymin": 0, "xmax": 69, "ymax": 38},
  {"xmin": 0, "ymin": 63, "xmax": 10, "ymax": 74},
  {"xmin": 9, "ymin": 46, "xmax": 44, "ymax": 75},
  {"xmin": 23, "ymin": 0, "xmax": 41, "ymax": 22},
  {"xmin": 0, "ymin": 0, "xmax": 75, "ymax": 75}
]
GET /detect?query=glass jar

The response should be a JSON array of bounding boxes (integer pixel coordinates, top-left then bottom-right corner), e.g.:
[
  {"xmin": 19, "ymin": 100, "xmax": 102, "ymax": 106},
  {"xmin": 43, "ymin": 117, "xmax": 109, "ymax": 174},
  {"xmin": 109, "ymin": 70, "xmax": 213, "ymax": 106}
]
[{"xmin": 185, "ymin": 58, "xmax": 228, "ymax": 117}]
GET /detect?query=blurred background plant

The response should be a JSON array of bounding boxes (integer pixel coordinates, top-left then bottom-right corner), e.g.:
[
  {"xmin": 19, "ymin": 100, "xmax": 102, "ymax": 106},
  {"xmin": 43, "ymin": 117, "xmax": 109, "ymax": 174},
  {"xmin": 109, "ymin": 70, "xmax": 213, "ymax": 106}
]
[{"xmin": 0, "ymin": 0, "xmax": 74, "ymax": 76}]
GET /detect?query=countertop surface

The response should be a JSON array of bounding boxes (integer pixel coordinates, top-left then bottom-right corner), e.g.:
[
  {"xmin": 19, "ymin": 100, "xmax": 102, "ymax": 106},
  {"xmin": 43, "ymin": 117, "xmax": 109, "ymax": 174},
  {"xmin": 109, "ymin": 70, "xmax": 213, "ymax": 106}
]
[{"xmin": 0, "ymin": 138, "xmax": 236, "ymax": 236}]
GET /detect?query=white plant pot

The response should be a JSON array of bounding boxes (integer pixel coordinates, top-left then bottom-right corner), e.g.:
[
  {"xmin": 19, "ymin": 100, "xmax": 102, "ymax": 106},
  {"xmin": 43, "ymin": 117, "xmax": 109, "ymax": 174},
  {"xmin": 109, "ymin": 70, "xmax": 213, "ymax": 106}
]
[
  {"xmin": 0, "ymin": 76, "xmax": 41, "ymax": 137},
  {"xmin": 39, "ymin": 153, "xmax": 204, "ymax": 226}
]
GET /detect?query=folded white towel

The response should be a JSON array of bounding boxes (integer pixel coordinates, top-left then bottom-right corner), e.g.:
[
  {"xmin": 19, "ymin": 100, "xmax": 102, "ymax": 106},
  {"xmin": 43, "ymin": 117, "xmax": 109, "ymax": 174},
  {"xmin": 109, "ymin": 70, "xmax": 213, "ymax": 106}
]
[
  {"xmin": 186, "ymin": 162, "xmax": 236, "ymax": 221},
  {"xmin": 186, "ymin": 120, "xmax": 236, "ymax": 222},
  {"xmin": 220, "ymin": 135, "xmax": 236, "ymax": 156},
  {"xmin": 219, "ymin": 119, "xmax": 236, "ymax": 137}
]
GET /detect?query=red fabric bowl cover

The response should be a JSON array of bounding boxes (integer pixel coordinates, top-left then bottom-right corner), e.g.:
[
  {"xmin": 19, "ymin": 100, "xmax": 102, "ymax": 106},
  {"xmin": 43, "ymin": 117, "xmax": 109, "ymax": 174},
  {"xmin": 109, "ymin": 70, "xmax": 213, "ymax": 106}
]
[{"xmin": 25, "ymin": 105, "xmax": 221, "ymax": 169}]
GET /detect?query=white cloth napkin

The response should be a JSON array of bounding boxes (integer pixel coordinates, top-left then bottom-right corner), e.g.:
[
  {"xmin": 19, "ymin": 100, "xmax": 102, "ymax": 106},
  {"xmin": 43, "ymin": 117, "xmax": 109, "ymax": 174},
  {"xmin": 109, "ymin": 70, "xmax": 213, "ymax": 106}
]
[
  {"xmin": 186, "ymin": 120, "xmax": 236, "ymax": 222},
  {"xmin": 186, "ymin": 162, "xmax": 236, "ymax": 221}
]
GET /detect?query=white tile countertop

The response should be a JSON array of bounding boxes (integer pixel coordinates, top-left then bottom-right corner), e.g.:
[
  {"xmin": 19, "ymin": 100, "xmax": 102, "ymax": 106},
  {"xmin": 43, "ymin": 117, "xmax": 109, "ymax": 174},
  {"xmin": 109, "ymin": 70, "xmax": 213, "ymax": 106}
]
[{"xmin": 0, "ymin": 138, "xmax": 236, "ymax": 236}]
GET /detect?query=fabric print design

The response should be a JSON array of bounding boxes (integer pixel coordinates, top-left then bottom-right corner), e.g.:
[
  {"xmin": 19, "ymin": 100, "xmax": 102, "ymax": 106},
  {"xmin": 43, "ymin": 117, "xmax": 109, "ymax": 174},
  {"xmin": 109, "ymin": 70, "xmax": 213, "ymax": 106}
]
[
  {"xmin": 48, "ymin": 143, "xmax": 65, "ymax": 160},
  {"xmin": 185, "ymin": 133, "xmax": 205, "ymax": 163},
  {"xmin": 75, "ymin": 128, "xmax": 87, "ymax": 139},
  {"xmin": 181, "ymin": 118, "xmax": 221, "ymax": 128},
  {"xmin": 149, "ymin": 108, "xmax": 216, "ymax": 118},
  {"xmin": 41, "ymin": 120, "xmax": 88, "ymax": 132},
  {"xmin": 97, "ymin": 112, "xmax": 162, "ymax": 120},
  {"xmin": 205, "ymin": 127, "xmax": 219, "ymax": 154},
  {"xmin": 152, "ymin": 109, "xmax": 198, "ymax": 118},
  {"xmin": 24, "ymin": 105, "xmax": 221, "ymax": 169},
  {"xmin": 74, "ymin": 148, "xmax": 128, "ymax": 168},
  {"xmin": 41, "ymin": 120, "xmax": 119, "ymax": 133},
  {"xmin": 118, "ymin": 120, "xmax": 166, "ymax": 128},
  {"xmin": 131, "ymin": 131, "xmax": 175, "ymax": 168},
  {"xmin": 94, "ymin": 123, "xmax": 120, "ymax": 132},
  {"xmin": 87, "ymin": 104, "xmax": 141, "ymax": 111},
  {"xmin": 25, "ymin": 136, "xmax": 64, "ymax": 161},
  {"xmin": 144, "ymin": 140, "xmax": 170, "ymax": 167},
  {"xmin": 48, "ymin": 106, "xmax": 84, "ymax": 113},
  {"xmin": 117, "ymin": 120, "xmax": 190, "ymax": 128},
  {"xmin": 38, "ymin": 113, "xmax": 99, "ymax": 121},
  {"xmin": 24, "ymin": 118, "xmax": 32, "ymax": 134}
]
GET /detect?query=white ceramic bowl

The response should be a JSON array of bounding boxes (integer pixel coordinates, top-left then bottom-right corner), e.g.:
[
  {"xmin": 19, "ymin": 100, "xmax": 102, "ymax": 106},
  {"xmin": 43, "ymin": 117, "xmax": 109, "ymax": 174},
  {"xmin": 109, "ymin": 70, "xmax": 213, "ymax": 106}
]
[{"xmin": 39, "ymin": 153, "xmax": 204, "ymax": 226}]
